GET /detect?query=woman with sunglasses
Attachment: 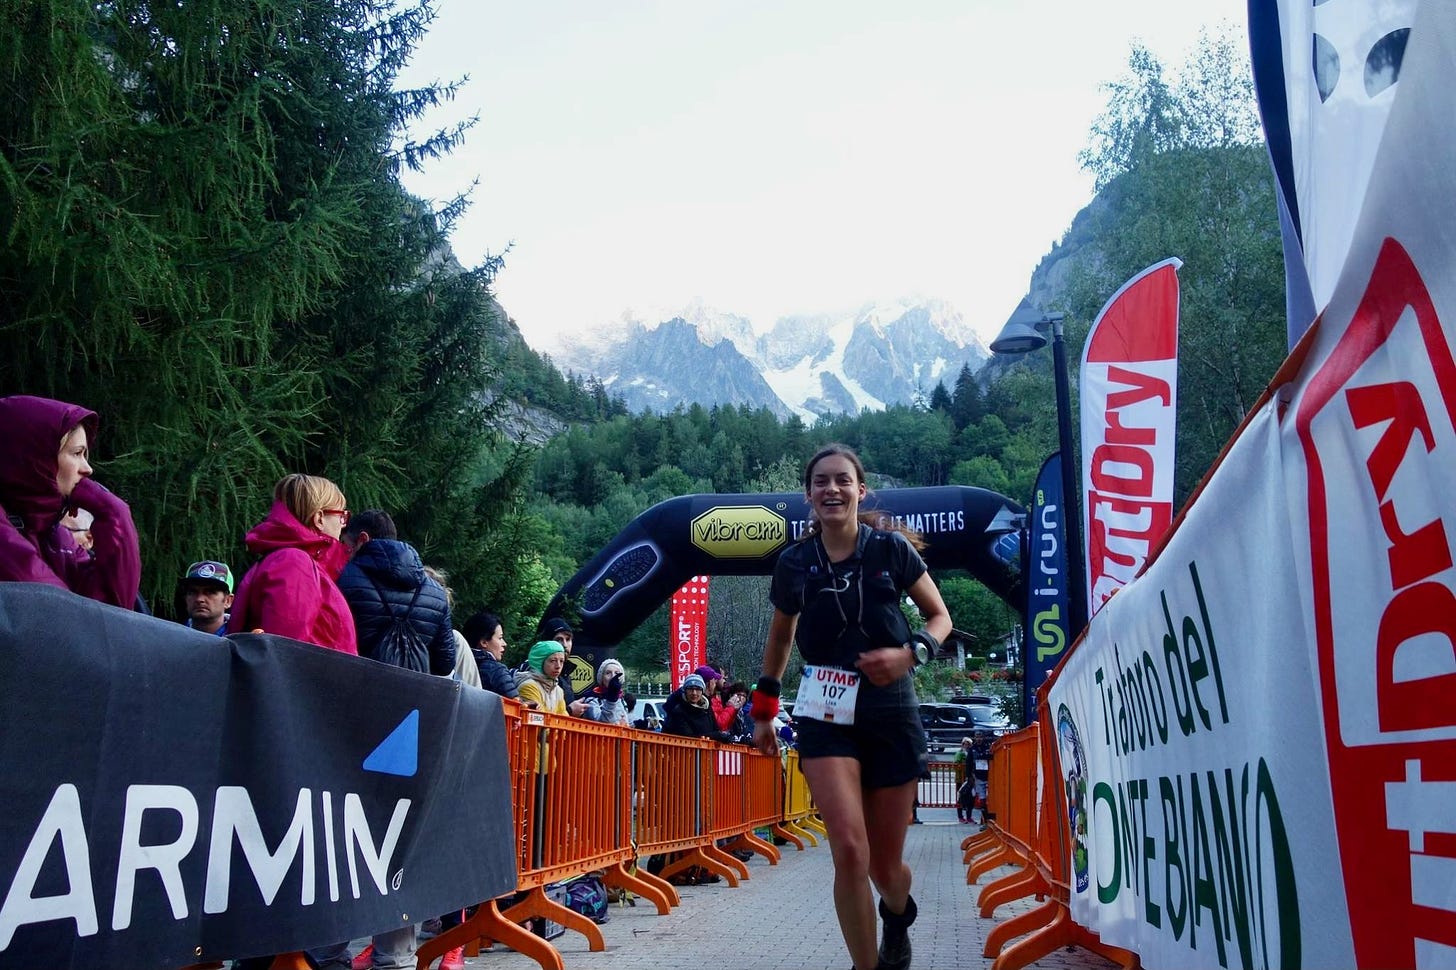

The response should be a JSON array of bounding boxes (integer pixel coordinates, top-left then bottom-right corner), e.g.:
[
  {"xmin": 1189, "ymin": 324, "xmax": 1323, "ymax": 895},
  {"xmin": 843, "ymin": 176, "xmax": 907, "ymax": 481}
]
[
  {"xmin": 230, "ymin": 473, "xmax": 357, "ymax": 655},
  {"xmin": 752, "ymin": 444, "xmax": 951, "ymax": 970}
]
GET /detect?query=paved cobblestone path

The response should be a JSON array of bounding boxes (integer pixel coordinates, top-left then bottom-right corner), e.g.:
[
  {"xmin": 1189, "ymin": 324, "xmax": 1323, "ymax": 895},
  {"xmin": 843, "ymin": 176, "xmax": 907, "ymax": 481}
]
[{"xmin": 434, "ymin": 809, "xmax": 1121, "ymax": 970}]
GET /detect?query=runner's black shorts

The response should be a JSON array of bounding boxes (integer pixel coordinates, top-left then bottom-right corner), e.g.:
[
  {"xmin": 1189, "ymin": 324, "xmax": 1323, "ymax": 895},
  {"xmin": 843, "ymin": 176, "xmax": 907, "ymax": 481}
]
[{"xmin": 795, "ymin": 674, "xmax": 928, "ymax": 788}]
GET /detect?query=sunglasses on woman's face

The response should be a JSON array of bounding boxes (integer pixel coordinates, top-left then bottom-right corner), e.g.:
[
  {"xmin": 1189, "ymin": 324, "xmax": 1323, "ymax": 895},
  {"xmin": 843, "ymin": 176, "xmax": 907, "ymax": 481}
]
[{"xmin": 322, "ymin": 509, "xmax": 350, "ymax": 526}]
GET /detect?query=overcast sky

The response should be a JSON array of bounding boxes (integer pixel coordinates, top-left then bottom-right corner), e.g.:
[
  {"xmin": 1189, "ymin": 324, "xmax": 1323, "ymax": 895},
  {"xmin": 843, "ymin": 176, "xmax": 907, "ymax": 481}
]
[{"xmin": 397, "ymin": 0, "xmax": 1251, "ymax": 350}]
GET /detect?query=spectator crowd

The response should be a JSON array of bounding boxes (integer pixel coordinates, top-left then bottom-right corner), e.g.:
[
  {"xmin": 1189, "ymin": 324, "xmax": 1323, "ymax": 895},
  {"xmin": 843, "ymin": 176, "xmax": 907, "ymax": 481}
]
[{"xmin": 0, "ymin": 393, "xmax": 793, "ymax": 970}]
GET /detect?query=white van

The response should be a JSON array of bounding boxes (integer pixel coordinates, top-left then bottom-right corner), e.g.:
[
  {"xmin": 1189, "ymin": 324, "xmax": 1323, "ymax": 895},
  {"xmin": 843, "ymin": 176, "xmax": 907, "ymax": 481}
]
[{"xmin": 632, "ymin": 697, "xmax": 669, "ymax": 731}]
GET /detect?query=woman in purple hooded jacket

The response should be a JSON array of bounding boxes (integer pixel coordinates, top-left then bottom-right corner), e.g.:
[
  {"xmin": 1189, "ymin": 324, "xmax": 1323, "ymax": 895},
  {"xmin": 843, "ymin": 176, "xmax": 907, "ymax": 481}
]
[{"xmin": 0, "ymin": 395, "xmax": 141, "ymax": 608}]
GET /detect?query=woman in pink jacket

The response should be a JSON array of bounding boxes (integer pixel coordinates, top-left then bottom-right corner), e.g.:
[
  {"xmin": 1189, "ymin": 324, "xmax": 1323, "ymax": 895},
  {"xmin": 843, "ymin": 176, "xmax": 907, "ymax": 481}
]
[
  {"xmin": 0, "ymin": 395, "xmax": 141, "ymax": 608},
  {"xmin": 230, "ymin": 473, "xmax": 357, "ymax": 654}
]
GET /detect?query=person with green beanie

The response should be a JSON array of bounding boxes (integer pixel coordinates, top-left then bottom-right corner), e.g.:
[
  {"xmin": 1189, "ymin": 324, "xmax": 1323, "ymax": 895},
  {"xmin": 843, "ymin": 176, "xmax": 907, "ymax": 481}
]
[{"xmin": 515, "ymin": 639, "xmax": 567, "ymax": 713}]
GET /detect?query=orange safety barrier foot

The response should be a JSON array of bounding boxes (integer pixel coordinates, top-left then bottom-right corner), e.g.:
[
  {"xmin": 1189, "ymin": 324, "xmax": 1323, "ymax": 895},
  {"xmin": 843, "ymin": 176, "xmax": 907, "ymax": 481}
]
[
  {"xmin": 464, "ymin": 896, "xmax": 564, "ymax": 970},
  {"xmin": 990, "ymin": 901, "xmax": 1074, "ymax": 970},
  {"xmin": 631, "ymin": 863, "xmax": 682, "ymax": 907},
  {"xmin": 976, "ymin": 864, "xmax": 1045, "ymax": 918},
  {"xmin": 702, "ymin": 842, "xmax": 750, "ymax": 880},
  {"xmin": 982, "ymin": 898, "xmax": 1061, "ymax": 959},
  {"xmin": 1071, "ymin": 923, "xmax": 1140, "ymax": 969},
  {"xmin": 725, "ymin": 831, "xmax": 780, "ymax": 865},
  {"xmin": 659, "ymin": 847, "xmax": 739, "ymax": 887},
  {"xmin": 962, "ymin": 838, "xmax": 999, "ymax": 863},
  {"xmin": 604, "ymin": 861, "xmax": 675, "ymax": 914},
  {"xmin": 416, "ymin": 903, "xmax": 490, "ymax": 968},
  {"xmin": 500, "ymin": 885, "xmax": 606, "ymax": 953},
  {"xmin": 989, "ymin": 903, "xmax": 1139, "ymax": 970},
  {"xmin": 267, "ymin": 955, "xmax": 311, "ymax": 970},
  {"xmin": 962, "ymin": 831, "xmax": 1009, "ymax": 870},
  {"xmin": 769, "ymin": 823, "xmax": 806, "ymax": 850},
  {"xmin": 961, "ymin": 829, "xmax": 997, "ymax": 855},
  {"xmin": 967, "ymin": 845, "xmax": 1018, "ymax": 885}
]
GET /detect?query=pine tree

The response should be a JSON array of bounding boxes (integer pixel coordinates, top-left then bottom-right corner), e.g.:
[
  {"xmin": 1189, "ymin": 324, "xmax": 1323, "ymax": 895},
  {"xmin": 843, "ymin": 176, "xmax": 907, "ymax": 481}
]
[{"xmin": 0, "ymin": 0, "xmax": 517, "ymax": 610}]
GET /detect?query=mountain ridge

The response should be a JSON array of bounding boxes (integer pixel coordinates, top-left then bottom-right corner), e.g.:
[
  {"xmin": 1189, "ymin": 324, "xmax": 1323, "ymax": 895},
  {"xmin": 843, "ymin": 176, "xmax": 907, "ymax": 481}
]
[{"xmin": 544, "ymin": 299, "xmax": 991, "ymax": 420}]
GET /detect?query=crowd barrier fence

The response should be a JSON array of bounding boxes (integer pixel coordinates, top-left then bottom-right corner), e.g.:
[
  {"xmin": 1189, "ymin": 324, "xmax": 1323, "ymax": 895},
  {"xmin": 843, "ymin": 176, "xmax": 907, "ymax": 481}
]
[
  {"xmin": 917, "ymin": 760, "xmax": 963, "ymax": 808},
  {"xmin": 411, "ymin": 703, "xmax": 819, "ymax": 970},
  {"xmin": 963, "ymin": 694, "xmax": 1137, "ymax": 970}
]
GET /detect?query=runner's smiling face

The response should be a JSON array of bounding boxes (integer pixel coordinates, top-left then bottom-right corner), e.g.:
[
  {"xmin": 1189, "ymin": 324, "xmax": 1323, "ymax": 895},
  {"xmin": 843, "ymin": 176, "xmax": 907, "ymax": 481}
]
[{"xmin": 807, "ymin": 454, "xmax": 865, "ymax": 528}]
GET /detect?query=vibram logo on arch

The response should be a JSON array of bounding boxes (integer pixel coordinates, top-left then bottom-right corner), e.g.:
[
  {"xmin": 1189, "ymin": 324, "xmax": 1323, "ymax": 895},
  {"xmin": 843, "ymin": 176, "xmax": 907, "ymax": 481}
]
[
  {"xmin": 0, "ymin": 710, "xmax": 422, "ymax": 949},
  {"xmin": 690, "ymin": 506, "xmax": 788, "ymax": 558}
]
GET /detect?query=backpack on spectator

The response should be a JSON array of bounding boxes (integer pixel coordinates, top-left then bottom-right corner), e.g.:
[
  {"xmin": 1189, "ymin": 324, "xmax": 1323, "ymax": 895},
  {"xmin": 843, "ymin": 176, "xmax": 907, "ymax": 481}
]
[
  {"xmin": 562, "ymin": 874, "xmax": 610, "ymax": 924},
  {"xmin": 366, "ymin": 576, "xmax": 429, "ymax": 673}
]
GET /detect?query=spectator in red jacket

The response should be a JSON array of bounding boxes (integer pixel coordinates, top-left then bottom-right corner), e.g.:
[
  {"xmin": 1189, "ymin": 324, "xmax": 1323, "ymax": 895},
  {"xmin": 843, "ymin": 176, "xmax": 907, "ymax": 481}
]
[
  {"xmin": 0, "ymin": 395, "xmax": 140, "ymax": 608},
  {"xmin": 715, "ymin": 681, "xmax": 753, "ymax": 741},
  {"xmin": 230, "ymin": 473, "xmax": 356, "ymax": 654}
]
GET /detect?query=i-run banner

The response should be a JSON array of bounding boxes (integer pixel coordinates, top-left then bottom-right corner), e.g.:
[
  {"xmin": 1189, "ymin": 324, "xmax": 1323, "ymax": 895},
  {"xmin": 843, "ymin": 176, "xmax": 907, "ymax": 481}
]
[{"xmin": 0, "ymin": 585, "xmax": 516, "ymax": 970}]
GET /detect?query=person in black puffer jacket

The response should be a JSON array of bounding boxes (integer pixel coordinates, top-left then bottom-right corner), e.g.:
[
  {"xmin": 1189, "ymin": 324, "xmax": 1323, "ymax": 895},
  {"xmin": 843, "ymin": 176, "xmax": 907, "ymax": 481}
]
[
  {"xmin": 662, "ymin": 674, "xmax": 732, "ymax": 741},
  {"xmin": 463, "ymin": 609, "xmax": 520, "ymax": 699},
  {"xmin": 335, "ymin": 509, "xmax": 455, "ymax": 676}
]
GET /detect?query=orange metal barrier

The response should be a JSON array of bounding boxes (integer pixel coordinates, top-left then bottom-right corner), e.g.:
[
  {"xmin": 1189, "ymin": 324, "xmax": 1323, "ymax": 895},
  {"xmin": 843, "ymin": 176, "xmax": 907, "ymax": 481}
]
[
  {"xmin": 976, "ymin": 692, "xmax": 1137, "ymax": 970},
  {"xmin": 710, "ymin": 746, "xmax": 785, "ymax": 873},
  {"xmin": 963, "ymin": 726, "xmax": 1039, "ymax": 892},
  {"xmin": 419, "ymin": 703, "xmax": 649, "ymax": 970},
  {"xmin": 416, "ymin": 706, "xmax": 825, "ymax": 970},
  {"xmin": 918, "ymin": 759, "xmax": 964, "ymax": 808},
  {"xmin": 970, "ymin": 726, "xmax": 1041, "ymax": 917}
]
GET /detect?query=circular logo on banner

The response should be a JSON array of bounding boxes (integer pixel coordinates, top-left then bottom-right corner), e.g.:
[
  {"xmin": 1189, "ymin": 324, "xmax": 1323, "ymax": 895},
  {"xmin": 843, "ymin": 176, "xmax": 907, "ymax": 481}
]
[
  {"xmin": 1057, "ymin": 703, "xmax": 1090, "ymax": 894},
  {"xmin": 565, "ymin": 654, "xmax": 595, "ymax": 695}
]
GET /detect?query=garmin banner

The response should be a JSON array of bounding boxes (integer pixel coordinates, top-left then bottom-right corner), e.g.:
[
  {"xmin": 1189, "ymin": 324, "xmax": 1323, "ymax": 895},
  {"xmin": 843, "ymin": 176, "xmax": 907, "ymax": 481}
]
[
  {"xmin": 1024, "ymin": 454, "xmax": 1071, "ymax": 726},
  {"xmin": 0, "ymin": 585, "xmax": 516, "ymax": 970}
]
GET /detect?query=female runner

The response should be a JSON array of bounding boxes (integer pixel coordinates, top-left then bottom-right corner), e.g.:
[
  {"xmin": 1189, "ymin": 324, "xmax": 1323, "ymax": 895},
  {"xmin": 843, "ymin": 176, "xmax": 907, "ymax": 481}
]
[{"xmin": 753, "ymin": 443, "xmax": 951, "ymax": 970}]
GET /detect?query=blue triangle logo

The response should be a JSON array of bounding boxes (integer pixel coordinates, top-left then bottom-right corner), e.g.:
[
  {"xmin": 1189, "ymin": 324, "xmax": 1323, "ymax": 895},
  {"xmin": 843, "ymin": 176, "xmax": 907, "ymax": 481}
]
[{"xmin": 363, "ymin": 709, "xmax": 419, "ymax": 777}]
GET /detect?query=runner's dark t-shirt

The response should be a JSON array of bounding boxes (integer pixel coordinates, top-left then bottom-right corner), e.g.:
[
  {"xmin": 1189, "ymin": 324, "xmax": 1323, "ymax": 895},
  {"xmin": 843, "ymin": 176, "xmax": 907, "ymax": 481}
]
[{"xmin": 769, "ymin": 523, "xmax": 926, "ymax": 671}]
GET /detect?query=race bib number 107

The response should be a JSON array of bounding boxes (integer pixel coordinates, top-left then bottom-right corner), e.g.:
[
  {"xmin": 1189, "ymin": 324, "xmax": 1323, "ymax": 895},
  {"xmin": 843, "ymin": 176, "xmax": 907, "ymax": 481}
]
[{"xmin": 796, "ymin": 666, "xmax": 860, "ymax": 725}]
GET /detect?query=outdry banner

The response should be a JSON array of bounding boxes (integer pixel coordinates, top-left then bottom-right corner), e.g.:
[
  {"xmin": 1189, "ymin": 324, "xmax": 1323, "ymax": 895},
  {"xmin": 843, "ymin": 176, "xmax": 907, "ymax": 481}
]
[
  {"xmin": 669, "ymin": 575, "xmax": 710, "ymax": 689},
  {"xmin": 1282, "ymin": 9, "xmax": 1456, "ymax": 963},
  {"xmin": 1079, "ymin": 257, "xmax": 1181, "ymax": 620},
  {"xmin": 0, "ymin": 585, "xmax": 516, "ymax": 970},
  {"xmin": 1047, "ymin": 7, "xmax": 1456, "ymax": 965}
]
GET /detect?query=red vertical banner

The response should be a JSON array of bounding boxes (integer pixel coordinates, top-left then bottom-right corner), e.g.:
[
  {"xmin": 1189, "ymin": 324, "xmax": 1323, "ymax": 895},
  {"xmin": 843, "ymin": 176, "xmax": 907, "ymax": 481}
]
[
  {"xmin": 1079, "ymin": 257, "xmax": 1181, "ymax": 619},
  {"xmin": 668, "ymin": 575, "xmax": 711, "ymax": 690}
]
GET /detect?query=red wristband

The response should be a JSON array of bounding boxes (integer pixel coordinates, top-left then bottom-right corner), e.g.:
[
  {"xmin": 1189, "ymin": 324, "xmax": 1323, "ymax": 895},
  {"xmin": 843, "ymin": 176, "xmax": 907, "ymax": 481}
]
[{"xmin": 750, "ymin": 690, "xmax": 780, "ymax": 722}]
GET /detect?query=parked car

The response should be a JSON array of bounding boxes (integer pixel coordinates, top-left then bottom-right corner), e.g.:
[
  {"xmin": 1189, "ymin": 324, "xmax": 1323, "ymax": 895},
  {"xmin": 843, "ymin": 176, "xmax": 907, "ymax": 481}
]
[
  {"xmin": 631, "ymin": 694, "xmax": 792, "ymax": 741},
  {"xmin": 919, "ymin": 702, "xmax": 1011, "ymax": 751},
  {"xmin": 632, "ymin": 697, "xmax": 669, "ymax": 731}
]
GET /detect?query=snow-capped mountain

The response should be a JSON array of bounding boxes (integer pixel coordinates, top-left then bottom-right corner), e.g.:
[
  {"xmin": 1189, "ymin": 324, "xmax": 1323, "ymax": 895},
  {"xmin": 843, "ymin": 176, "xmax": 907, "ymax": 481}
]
[{"xmin": 545, "ymin": 299, "xmax": 990, "ymax": 421}]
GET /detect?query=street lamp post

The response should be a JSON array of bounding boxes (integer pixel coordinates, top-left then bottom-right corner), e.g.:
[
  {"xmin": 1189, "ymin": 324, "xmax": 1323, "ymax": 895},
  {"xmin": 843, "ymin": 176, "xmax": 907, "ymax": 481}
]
[{"xmin": 990, "ymin": 301, "xmax": 1089, "ymax": 635}]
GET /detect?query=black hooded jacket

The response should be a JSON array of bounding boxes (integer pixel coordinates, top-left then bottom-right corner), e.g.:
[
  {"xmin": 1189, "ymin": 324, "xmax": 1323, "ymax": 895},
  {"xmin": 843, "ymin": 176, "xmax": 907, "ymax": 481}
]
[{"xmin": 336, "ymin": 538, "xmax": 455, "ymax": 675}]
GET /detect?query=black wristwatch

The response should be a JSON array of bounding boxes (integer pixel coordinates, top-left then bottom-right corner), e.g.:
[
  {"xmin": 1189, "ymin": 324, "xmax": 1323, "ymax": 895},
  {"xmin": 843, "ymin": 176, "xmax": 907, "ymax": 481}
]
[{"xmin": 909, "ymin": 628, "xmax": 939, "ymax": 666}]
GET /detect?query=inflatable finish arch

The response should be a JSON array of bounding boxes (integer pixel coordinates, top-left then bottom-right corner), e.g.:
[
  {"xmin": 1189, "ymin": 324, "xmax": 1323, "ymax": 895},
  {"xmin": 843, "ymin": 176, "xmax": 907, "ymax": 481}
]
[{"xmin": 543, "ymin": 486, "xmax": 1025, "ymax": 656}]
